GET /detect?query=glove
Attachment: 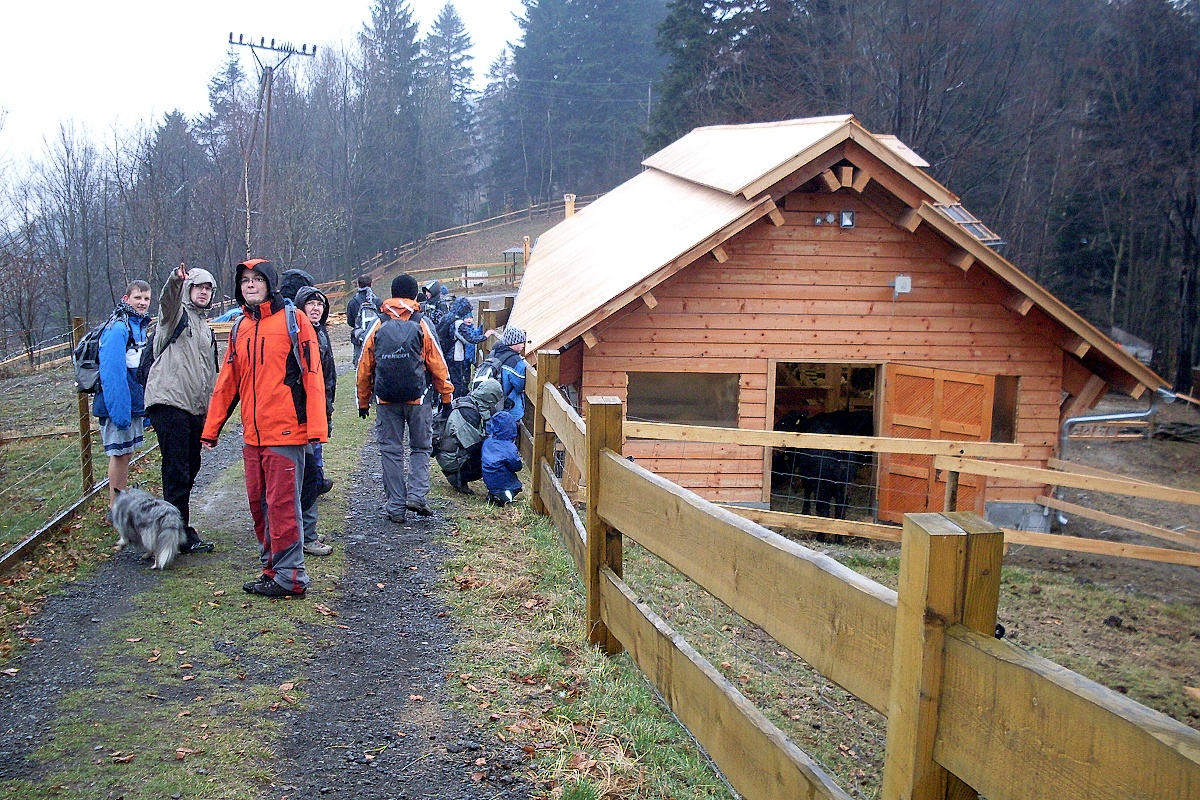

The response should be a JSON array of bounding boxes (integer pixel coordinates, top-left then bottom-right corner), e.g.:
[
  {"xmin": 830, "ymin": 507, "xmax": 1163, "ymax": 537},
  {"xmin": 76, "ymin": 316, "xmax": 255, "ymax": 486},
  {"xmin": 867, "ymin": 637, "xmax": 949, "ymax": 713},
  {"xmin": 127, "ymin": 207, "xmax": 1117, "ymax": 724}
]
[{"xmin": 359, "ymin": 407, "xmax": 370, "ymax": 419}]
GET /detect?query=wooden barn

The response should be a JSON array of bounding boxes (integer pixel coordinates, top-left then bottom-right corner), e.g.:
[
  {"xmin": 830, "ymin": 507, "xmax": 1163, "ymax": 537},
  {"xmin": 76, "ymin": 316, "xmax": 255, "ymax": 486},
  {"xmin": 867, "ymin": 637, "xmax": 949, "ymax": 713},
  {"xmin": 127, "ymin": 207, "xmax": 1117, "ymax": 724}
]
[{"xmin": 508, "ymin": 115, "xmax": 1169, "ymax": 522}]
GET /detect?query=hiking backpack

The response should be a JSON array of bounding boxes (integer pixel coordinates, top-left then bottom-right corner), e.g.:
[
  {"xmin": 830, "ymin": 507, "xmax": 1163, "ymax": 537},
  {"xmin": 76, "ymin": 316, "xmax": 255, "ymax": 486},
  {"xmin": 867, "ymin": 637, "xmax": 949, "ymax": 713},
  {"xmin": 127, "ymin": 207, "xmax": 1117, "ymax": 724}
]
[
  {"xmin": 373, "ymin": 311, "xmax": 427, "ymax": 403},
  {"xmin": 435, "ymin": 313, "xmax": 456, "ymax": 359},
  {"xmin": 472, "ymin": 347, "xmax": 519, "ymax": 390},
  {"xmin": 352, "ymin": 299, "xmax": 381, "ymax": 346},
  {"xmin": 133, "ymin": 316, "xmax": 187, "ymax": 387},
  {"xmin": 72, "ymin": 310, "xmax": 129, "ymax": 394}
]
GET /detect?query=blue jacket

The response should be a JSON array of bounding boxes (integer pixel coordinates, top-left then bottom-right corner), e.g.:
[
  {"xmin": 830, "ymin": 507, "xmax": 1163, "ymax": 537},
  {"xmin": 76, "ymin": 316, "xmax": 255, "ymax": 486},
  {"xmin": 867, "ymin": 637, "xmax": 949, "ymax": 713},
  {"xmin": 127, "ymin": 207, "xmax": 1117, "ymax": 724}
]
[
  {"xmin": 93, "ymin": 309, "xmax": 149, "ymax": 428},
  {"xmin": 482, "ymin": 410, "xmax": 523, "ymax": 495},
  {"xmin": 490, "ymin": 344, "xmax": 527, "ymax": 418}
]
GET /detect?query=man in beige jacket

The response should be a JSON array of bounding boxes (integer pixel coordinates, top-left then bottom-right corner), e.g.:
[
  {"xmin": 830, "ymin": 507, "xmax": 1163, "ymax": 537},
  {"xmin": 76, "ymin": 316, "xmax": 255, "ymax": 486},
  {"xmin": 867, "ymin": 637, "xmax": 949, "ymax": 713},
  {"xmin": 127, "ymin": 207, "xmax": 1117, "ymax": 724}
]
[{"xmin": 144, "ymin": 263, "xmax": 220, "ymax": 553}]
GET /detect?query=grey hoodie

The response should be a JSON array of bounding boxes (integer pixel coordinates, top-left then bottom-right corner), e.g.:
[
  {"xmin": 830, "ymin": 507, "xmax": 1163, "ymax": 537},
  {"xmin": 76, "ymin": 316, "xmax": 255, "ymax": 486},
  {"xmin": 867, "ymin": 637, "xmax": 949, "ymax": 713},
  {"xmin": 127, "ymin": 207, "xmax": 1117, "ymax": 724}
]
[{"xmin": 144, "ymin": 268, "xmax": 219, "ymax": 415}]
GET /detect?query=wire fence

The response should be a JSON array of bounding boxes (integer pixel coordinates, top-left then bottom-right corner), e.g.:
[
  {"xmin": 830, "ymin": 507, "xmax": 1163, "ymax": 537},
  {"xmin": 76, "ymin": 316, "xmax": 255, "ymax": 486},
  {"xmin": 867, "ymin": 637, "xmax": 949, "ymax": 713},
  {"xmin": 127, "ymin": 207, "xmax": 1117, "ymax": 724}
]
[
  {"xmin": 622, "ymin": 543, "xmax": 887, "ymax": 797},
  {"xmin": 0, "ymin": 426, "xmax": 158, "ymax": 558}
]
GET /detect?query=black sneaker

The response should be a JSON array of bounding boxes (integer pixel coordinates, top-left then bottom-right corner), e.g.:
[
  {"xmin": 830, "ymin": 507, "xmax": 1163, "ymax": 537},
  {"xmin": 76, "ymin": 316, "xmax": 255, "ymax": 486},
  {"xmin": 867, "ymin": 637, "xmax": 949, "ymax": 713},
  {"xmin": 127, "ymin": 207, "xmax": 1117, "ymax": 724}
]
[
  {"xmin": 248, "ymin": 580, "xmax": 306, "ymax": 598},
  {"xmin": 182, "ymin": 540, "xmax": 215, "ymax": 554},
  {"xmin": 317, "ymin": 478, "xmax": 334, "ymax": 495},
  {"xmin": 243, "ymin": 575, "xmax": 273, "ymax": 593},
  {"xmin": 406, "ymin": 501, "xmax": 433, "ymax": 517}
]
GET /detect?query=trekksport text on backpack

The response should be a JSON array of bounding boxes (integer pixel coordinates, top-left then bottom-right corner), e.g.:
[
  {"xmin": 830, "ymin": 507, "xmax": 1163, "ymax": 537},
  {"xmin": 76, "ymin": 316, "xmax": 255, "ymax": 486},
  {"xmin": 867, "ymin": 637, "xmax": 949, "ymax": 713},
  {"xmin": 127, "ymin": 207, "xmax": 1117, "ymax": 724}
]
[{"xmin": 374, "ymin": 311, "xmax": 426, "ymax": 403}]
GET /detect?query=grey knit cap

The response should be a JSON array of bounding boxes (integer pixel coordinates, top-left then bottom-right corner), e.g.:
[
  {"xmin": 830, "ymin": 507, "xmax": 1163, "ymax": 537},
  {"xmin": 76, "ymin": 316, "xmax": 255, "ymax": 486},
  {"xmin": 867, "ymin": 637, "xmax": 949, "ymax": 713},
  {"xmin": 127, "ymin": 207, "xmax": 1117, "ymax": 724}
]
[{"xmin": 499, "ymin": 326, "xmax": 527, "ymax": 347}]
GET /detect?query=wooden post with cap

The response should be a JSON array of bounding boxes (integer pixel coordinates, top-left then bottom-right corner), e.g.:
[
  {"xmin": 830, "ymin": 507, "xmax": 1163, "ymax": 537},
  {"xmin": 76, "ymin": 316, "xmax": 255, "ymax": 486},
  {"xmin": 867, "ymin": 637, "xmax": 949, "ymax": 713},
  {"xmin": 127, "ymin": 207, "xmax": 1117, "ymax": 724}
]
[{"xmin": 585, "ymin": 396, "xmax": 624, "ymax": 655}]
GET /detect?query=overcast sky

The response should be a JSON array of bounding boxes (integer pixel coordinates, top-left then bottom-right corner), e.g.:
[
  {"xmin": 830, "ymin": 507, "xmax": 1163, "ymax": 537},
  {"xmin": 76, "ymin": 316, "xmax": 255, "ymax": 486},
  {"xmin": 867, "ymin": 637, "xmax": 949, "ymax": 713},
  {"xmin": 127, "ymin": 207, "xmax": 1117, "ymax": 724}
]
[{"xmin": 0, "ymin": 0, "xmax": 524, "ymax": 169}]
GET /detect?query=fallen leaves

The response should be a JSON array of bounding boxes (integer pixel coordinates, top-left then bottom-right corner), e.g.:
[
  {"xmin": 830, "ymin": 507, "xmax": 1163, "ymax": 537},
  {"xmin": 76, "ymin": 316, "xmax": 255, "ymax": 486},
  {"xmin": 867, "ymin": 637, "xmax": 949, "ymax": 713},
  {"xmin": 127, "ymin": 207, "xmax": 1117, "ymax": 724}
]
[
  {"xmin": 313, "ymin": 603, "xmax": 338, "ymax": 617},
  {"xmin": 1, "ymin": 668, "xmax": 18, "ymax": 677},
  {"xmin": 567, "ymin": 751, "xmax": 597, "ymax": 772}
]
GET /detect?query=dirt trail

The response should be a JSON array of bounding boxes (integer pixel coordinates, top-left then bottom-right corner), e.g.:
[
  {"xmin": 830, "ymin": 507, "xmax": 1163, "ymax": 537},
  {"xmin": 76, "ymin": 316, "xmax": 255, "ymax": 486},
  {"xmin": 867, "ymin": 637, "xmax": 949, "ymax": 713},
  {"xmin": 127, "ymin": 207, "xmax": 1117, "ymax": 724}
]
[{"xmin": 0, "ymin": 360, "xmax": 529, "ymax": 798}]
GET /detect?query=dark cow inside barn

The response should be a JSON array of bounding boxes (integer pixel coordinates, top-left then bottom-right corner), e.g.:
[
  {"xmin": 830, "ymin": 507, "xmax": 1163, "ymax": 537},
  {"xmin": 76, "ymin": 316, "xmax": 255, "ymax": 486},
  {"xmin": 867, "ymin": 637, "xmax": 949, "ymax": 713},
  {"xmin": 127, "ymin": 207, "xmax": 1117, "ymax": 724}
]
[{"xmin": 771, "ymin": 410, "xmax": 873, "ymax": 518}]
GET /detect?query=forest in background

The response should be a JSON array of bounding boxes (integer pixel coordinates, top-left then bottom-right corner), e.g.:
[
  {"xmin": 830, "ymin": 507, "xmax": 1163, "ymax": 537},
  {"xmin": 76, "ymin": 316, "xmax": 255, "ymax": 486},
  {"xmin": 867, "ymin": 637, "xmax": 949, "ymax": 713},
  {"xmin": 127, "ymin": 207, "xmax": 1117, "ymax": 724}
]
[{"xmin": 3, "ymin": 0, "xmax": 1200, "ymax": 391}]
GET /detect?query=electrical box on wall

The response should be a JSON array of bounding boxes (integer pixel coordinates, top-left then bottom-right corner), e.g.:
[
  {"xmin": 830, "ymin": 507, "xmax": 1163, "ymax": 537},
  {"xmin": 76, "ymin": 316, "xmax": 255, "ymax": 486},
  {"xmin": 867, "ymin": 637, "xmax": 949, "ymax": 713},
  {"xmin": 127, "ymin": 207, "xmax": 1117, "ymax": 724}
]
[
  {"xmin": 840, "ymin": 210, "xmax": 855, "ymax": 228},
  {"xmin": 894, "ymin": 275, "xmax": 912, "ymax": 294}
]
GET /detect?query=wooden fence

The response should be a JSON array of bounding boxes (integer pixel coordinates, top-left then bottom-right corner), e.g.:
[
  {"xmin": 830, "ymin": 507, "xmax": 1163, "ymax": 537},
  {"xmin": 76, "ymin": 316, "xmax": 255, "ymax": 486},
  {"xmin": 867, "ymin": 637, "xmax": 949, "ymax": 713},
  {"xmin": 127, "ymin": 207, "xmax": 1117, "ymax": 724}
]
[
  {"xmin": 617, "ymin": 421, "xmax": 1200, "ymax": 568},
  {"xmin": 521, "ymin": 348, "xmax": 1200, "ymax": 800},
  {"xmin": 358, "ymin": 194, "xmax": 598, "ymax": 277}
]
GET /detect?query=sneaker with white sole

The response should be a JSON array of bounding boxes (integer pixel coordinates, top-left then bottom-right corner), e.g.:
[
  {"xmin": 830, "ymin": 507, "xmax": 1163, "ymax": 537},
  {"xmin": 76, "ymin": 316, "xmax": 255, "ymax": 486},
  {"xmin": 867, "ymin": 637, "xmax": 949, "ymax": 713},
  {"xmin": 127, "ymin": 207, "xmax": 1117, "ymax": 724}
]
[{"xmin": 304, "ymin": 540, "xmax": 333, "ymax": 556}]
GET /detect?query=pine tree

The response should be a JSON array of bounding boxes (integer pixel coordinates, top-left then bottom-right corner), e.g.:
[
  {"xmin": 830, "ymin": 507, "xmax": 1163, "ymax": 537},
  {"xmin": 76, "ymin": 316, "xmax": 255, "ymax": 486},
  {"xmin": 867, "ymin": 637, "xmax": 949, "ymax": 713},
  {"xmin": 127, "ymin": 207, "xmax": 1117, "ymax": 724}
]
[
  {"xmin": 416, "ymin": 3, "xmax": 477, "ymax": 230},
  {"xmin": 491, "ymin": 0, "xmax": 667, "ymax": 206},
  {"xmin": 355, "ymin": 0, "xmax": 422, "ymax": 257}
]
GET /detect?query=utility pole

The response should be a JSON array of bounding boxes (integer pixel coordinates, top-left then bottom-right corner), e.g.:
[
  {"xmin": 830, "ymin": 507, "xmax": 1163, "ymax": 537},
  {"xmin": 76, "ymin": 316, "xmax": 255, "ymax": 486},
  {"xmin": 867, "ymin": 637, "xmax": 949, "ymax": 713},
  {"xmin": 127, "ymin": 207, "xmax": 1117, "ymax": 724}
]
[{"xmin": 228, "ymin": 33, "xmax": 315, "ymax": 258}]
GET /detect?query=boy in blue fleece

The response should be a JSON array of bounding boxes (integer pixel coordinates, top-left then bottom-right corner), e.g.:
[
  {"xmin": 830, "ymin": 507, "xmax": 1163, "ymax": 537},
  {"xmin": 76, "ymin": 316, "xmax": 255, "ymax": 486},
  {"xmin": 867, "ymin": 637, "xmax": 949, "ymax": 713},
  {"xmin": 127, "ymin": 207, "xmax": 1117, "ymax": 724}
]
[{"xmin": 481, "ymin": 410, "xmax": 524, "ymax": 506}]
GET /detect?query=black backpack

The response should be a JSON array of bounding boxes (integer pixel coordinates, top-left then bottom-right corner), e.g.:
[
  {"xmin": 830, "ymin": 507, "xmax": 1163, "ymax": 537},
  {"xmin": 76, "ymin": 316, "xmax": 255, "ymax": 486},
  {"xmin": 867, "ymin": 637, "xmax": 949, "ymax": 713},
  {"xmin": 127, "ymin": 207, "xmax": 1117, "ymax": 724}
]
[
  {"xmin": 72, "ymin": 309, "xmax": 129, "ymax": 394},
  {"xmin": 435, "ymin": 313, "xmax": 456, "ymax": 358},
  {"xmin": 134, "ymin": 316, "xmax": 188, "ymax": 387},
  {"xmin": 373, "ymin": 311, "xmax": 427, "ymax": 403}
]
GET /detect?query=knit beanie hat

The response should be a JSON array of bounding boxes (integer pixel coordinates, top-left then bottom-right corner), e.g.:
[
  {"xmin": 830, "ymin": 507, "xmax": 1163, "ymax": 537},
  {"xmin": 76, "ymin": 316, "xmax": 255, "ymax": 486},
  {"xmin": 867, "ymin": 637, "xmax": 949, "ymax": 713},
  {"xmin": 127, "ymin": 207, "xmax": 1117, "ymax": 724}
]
[
  {"xmin": 500, "ymin": 326, "xmax": 526, "ymax": 347},
  {"xmin": 391, "ymin": 274, "xmax": 419, "ymax": 299}
]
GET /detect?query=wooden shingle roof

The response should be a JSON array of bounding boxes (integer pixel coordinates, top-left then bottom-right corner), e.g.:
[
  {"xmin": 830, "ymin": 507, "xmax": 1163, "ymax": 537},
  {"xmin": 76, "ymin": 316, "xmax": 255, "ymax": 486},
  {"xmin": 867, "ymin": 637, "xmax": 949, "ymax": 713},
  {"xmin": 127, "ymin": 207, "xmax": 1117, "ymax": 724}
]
[{"xmin": 510, "ymin": 115, "xmax": 1169, "ymax": 396}]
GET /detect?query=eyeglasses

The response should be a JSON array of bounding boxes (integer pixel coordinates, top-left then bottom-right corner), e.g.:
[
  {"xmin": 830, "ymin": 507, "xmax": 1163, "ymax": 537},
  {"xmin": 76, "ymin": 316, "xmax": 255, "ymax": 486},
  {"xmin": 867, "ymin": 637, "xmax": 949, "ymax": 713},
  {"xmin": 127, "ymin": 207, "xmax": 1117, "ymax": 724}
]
[{"xmin": 240, "ymin": 275, "xmax": 266, "ymax": 285}]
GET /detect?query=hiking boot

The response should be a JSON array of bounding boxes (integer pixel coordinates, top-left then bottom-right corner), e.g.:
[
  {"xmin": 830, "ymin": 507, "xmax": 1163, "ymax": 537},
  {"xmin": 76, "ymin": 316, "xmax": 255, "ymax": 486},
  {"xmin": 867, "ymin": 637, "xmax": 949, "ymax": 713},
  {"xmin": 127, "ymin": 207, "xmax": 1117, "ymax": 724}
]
[
  {"xmin": 447, "ymin": 476, "xmax": 473, "ymax": 495},
  {"xmin": 406, "ymin": 500, "xmax": 433, "ymax": 517},
  {"xmin": 384, "ymin": 510, "xmax": 406, "ymax": 524},
  {"xmin": 317, "ymin": 478, "xmax": 334, "ymax": 495},
  {"xmin": 248, "ymin": 580, "xmax": 306, "ymax": 598},
  {"xmin": 243, "ymin": 575, "xmax": 274, "ymax": 593},
  {"xmin": 304, "ymin": 540, "xmax": 333, "ymax": 556}
]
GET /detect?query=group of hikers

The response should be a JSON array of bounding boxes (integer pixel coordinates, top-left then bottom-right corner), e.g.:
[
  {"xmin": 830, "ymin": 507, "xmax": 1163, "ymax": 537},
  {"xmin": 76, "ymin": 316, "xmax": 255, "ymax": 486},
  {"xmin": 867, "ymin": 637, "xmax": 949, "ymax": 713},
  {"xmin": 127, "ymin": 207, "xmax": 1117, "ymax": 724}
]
[{"xmin": 90, "ymin": 262, "xmax": 528, "ymax": 598}]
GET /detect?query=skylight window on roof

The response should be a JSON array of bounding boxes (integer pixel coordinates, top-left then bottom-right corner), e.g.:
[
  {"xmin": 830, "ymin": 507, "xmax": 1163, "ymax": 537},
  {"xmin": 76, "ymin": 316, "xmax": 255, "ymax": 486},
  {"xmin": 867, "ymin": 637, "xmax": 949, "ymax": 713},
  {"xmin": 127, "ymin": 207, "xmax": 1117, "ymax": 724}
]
[{"xmin": 934, "ymin": 203, "xmax": 1006, "ymax": 247}]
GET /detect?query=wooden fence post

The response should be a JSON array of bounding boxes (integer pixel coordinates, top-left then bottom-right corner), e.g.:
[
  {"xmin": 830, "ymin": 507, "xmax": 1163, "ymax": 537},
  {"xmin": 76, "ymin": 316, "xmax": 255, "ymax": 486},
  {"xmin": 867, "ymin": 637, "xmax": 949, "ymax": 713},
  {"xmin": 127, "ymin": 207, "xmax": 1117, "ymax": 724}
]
[
  {"xmin": 531, "ymin": 350, "xmax": 561, "ymax": 516},
  {"xmin": 585, "ymin": 396, "xmax": 624, "ymax": 656},
  {"xmin": 943, "ymin": 468, "xmax": 960, "ymax": 512},
  {"xmin": 72, "ymin": 317, "xmax": 95, "ymax": 492},
  {"xmin": 882, "ymin": 512, "xmax": 1003, "ymax": 800},
  {"xmin": 478, "ymin": 303, "xmax": 500, "ymax": 366}
]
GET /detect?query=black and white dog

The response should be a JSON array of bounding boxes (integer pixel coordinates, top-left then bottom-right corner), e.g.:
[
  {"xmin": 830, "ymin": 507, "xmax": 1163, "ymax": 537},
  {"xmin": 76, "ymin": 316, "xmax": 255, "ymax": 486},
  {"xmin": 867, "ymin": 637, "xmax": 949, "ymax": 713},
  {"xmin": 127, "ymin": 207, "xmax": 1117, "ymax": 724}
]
[{"xmin": 111, "ymin": 488, "xmax": 187, "ymax": 570}]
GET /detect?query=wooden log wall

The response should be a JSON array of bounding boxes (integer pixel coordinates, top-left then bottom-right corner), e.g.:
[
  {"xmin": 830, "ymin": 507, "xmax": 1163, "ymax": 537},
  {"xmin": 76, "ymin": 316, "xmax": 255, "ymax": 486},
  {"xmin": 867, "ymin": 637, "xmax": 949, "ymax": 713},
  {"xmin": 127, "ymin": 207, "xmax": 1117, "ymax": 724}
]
[{"xmin": 581, "ymin": 189, "xmax": 1067, "ymax": 505}]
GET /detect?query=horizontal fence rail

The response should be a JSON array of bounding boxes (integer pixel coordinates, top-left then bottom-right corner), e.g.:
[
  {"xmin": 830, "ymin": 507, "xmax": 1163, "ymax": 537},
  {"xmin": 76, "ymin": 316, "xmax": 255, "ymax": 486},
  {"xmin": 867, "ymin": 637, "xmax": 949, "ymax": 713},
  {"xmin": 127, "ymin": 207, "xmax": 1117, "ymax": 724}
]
[
  {"xmin": 520, "ymin": 348, "xmax": 1200, "ymax": 800},
  {"xmin": 625, "ymin": 417, "xmax": 1200, "ymax": 567}
]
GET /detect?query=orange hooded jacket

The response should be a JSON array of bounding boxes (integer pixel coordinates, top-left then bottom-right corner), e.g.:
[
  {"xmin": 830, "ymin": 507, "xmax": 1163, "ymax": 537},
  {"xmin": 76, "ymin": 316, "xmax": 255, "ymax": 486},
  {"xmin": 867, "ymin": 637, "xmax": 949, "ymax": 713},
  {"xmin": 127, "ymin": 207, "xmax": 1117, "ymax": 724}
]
[
  {"xmin": 356, "ymin": 297, "xmax": 454, "ymax": 408},
  {"xmin": 202, "ymin": 259, "xmax": 329, "ymax": 447}
]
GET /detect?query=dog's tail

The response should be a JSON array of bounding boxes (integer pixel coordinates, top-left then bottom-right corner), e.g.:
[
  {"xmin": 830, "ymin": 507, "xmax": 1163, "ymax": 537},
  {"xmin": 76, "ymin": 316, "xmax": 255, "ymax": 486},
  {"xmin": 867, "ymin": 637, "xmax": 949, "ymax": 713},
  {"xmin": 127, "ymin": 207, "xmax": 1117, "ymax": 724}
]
[{"xmin": 153, "ymin": 513, "xmax": 188, "ymax": 570}]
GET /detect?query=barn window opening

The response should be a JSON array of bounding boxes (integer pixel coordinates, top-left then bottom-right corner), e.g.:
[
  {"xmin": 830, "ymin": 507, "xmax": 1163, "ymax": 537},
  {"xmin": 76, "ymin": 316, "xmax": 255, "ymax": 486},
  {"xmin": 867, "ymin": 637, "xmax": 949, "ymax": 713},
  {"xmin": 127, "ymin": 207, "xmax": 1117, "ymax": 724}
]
[
  {"xmin": 991, "ymin": 376, "xmax": 1019, "ymax": 443},
  {"xmin": 626, "ymin": 372, "xmax": 740, "ymax": 427}
]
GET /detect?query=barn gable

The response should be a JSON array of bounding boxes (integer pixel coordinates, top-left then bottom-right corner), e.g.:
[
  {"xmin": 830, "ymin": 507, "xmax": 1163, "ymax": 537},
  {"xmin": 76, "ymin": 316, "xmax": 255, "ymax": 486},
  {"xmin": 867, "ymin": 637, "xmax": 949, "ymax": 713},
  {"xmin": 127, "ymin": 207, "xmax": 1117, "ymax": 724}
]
[
  {"xmin": 513, "ymin": 115, "xmax": 1166, "ymax": 400},
  {"xmin": 509, "ymin": 115, "xmax": 1170, "ymax": 512}
]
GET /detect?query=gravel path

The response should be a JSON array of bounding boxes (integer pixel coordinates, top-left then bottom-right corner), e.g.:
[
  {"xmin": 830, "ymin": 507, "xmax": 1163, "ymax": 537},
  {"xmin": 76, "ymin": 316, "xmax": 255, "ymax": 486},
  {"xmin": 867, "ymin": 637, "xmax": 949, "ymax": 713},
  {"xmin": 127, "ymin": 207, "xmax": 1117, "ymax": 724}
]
[{"xmin": 267, "ymin": 427, "xmax": 529, "ymax": 799}]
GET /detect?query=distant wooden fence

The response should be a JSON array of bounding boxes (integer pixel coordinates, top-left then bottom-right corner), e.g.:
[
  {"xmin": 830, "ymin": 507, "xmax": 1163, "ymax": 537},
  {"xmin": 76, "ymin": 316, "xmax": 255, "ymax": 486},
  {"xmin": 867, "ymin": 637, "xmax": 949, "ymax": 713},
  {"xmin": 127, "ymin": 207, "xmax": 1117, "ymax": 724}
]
[
  {"xmin": 358, "ymin": 194, "xmax": 598, "ymax": 278},
  {"xmin": 521, "ymin": 348, "xmax": 1200, "ymax": 800}
]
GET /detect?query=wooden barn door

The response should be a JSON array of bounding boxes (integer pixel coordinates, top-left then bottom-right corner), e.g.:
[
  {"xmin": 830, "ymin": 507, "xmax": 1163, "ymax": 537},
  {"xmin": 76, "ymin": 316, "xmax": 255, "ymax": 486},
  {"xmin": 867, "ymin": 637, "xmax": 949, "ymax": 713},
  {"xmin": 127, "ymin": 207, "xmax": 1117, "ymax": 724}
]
[{"xmin": 878, "ymin": 364, "xmax": 994, "ymax": 522}]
